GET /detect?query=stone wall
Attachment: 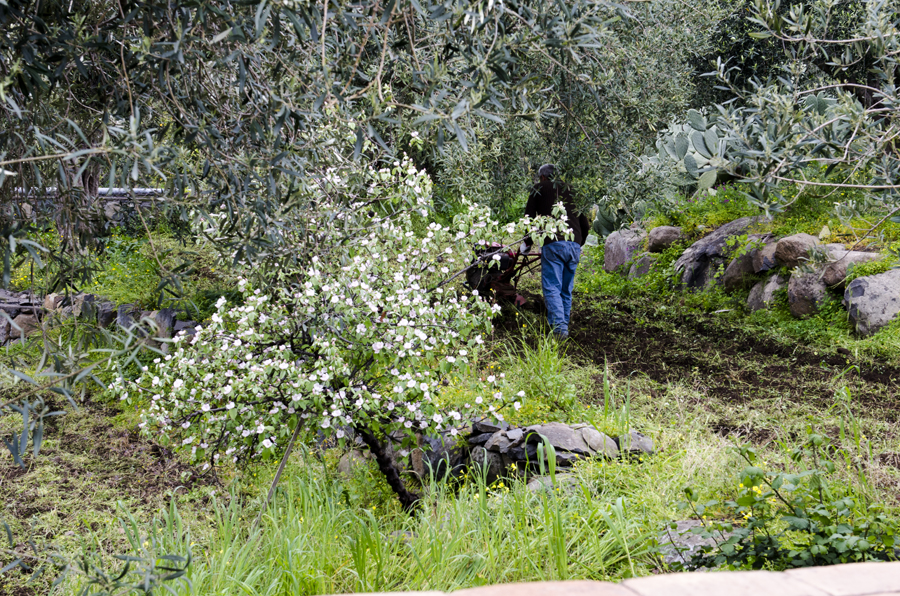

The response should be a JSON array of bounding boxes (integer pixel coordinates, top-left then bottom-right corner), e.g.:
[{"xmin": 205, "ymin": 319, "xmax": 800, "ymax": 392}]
[
  {"xmin": 611, "ymin": 220, "xmax": 900, "ymax": 337},
  {"xmin": 9, "ymin": 187, "xmax": 166, "ymax": 229},
  {"xmin": 323, "ymin": 561, "xmax": 900, "ymax": 596}
]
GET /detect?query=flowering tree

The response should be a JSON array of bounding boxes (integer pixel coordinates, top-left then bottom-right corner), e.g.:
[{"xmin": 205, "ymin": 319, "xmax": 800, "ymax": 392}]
[
  {"xmin": 0, "ymin": 0, "xmax": 726, "ymax": 473},
  {"xmin": 109, "ymin": 153, "xmax": 570, "ymax": 510}
]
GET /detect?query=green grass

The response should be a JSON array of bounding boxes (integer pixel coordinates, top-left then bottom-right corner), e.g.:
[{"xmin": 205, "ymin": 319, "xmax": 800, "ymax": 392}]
[
  {"xmin": 143, "ymin": 466, "xmax": 654, "ymax": 594},
  {"xmin": 47, "ymin": 345, "xmax": 896, "ymax": 593},
  {"xmin": 4, "ymin": 300, "xmax": 899, "ymax": 594},
  {"xmin": 3, "ymin": 185, "xmax": 900, "ymax": 593},
  {"xmin": 10, "ymin": 229, "xmax": 238, "ymax": 318}
]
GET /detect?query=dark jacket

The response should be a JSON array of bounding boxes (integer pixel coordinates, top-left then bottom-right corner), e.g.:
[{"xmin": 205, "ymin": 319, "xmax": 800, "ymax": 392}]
[{"xmin": 524, "ymin": 180, "xmax": 589, "ymax": 247}]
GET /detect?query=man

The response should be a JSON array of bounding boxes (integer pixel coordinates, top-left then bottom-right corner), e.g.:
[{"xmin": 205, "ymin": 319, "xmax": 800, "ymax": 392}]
[{"xmin": 522, "ymin": 164, "xmax": 589, "ymax": 339}]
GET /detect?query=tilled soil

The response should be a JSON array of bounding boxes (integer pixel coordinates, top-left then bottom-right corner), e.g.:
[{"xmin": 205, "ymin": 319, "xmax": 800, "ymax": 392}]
[{"xmin": 497, "ymin": 293, "xmax": 900, "ymax": 421}]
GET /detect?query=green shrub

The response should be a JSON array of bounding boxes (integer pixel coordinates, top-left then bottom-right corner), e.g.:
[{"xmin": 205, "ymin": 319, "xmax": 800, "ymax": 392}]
[
  {"xmin": 844, "ymin": 244, "xmax": 900, "ymax": 284},
  {"xmin": 646, "ymin": 183, "xmax": 758, "ymax": 232},
  {"xmin": 674, "ymin": 435, "xmax": 899, "ymax": 570}
]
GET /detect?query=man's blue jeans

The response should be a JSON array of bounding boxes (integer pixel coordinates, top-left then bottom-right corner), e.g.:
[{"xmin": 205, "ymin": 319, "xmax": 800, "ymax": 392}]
[{"xmin": 540, "ymin": 241, "xmax": 581, "ymax": 337}]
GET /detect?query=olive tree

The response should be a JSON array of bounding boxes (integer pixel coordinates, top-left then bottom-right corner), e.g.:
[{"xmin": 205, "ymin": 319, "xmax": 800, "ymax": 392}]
[
  {"xmin": 709, "ymin": 0, "xmax": 900, "ymax": 221},
  {"xmin": 0, "ymin": 0, "xmax": 726, "ymax": 470}
]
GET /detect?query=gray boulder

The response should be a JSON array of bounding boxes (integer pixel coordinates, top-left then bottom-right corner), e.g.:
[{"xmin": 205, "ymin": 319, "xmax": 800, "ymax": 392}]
[
  {"xmin": 618, "ymin": 430, "xmax": 655, "ymax": 455},
  {"xmin": 97, "ymin": 302, "xmax": 117, "ymax": 327},
  {"xmin": 723, "ymin": 234, "xmax": 777, "ymax": 290},
  {"xmin": 673, "ymin": 217, "xmax": 764, "ymax": 288},
  {"xmin": 0, "ymin": 304, "xmax": 20, "ymax": 319},
  {"xmin": 10, "ymin": 314, "xmax": 39, "ymax": 339},
  {"xmin": 822, "ymin": 250, "xmax": 880, "ymax": 287},
  {"xmin": 0, "ymin": 318, "xmax": 9, "ymax": 344},
  {"xmin": 580, "ymin": 426, "xmax": 619, "ymax": 458},
  {"xmin": 747, "ymin": 274, "xmax": 786, "ymax": 312},
  {"xmin": 174, "ymin": 320, "xmax": 199, "ymax": 336},
  {"xmin": 471, "ymin": 446, "xmax": 504, "ymax": 484},
  {"xmin": 484, "ymin": 432, "xmax": 511, "ymax": 453},
  {"xmin": 152, "ymin": 308, "xmax": 177, "ymax": 341},
  {"xmin": 420, "ymin": 432, "xmax": 467, "ymax": 480},
  {"xmin": 117, "ymin": 304, "xmax": 139, "ymax": 330},
  {"xmin": 648, "ymin": 226, "xmax": 683, "ymax": 253},
  {"xmin": 774, "ymin": 233, "xmax": 820, "ymax": 269},
  {"xmin": 523, "ymin": 422, "xmax": 593, "ymax": 456},
  {"xmin": 72, "ymin": 293, "xmax": 95, "ymax": 318},
  {"xmin": 628, "ymin": 253, "xmax": 656, "ymax": 279},
  {"xmin": 473, "ymin": 418, "xmax": 507, "ymax": 434},
  {"xmin": 843, "ymin": 269, "xmax": 900, "ymax": 336},
  {"xmin": 721, "ymin": 251, "xmax": 756, "ymax": 292},
  {"xmin": 788, "ymin": 271, "xmax": 827, "ymax": 318},
  {"xmin": 467, "ymin": 432, "xmax": 495, "ymax": 446},
  {"xmin": 604, "ymin": 229, "xmax": 647, "ymax": 272},
  {"xmin": 752, "ymin": 241, "xmax": 780, "ymax": 272},
  {"xmin": 505, "ymin": 428, "xmax": 524, "ymax": 443}
]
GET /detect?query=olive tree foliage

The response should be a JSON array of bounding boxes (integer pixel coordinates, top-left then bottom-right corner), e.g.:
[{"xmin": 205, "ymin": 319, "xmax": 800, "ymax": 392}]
[
  {"xmin": 707, "ymin": 0, "xmax": 900, "ymax": 218},
  {"xmin": 688, "ymin": 0, "xmax": 868, "ymax": 108},
  {"xmin": 404, "ymin": 0, "xmax": 729, "ymax": 222},
  {"xmin": 0, "ymin": 0, "xmax": 727, "ymax": 471}
]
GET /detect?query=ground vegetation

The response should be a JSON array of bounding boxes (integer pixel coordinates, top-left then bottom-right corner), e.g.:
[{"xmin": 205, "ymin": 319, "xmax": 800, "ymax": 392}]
[{"xmin": 1, "ymin": 0, "xmax": 900, "ymax": 593}]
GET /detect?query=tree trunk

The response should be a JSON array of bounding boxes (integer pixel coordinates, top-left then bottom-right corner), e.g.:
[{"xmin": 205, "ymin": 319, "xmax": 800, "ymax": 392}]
[{"xmin": 355, "ymin": 426, "xmax": 421, "ymax": 513}]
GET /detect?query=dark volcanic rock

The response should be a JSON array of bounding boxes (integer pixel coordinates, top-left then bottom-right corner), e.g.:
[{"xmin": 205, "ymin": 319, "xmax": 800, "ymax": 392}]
[
  {"xmin": 648, "ymin": 226, "xmax": 683, "ymax": 253},
  {"xmin": 604, "ymin": 229, "xmax": 647, "ymax": 272},
  {"xmin": 788, "ymin": 270, "xmax": 827, "ymax": 318},
  {"xmin": 674, "ymin": 217, "xmax": 764, "ymax": 288}
]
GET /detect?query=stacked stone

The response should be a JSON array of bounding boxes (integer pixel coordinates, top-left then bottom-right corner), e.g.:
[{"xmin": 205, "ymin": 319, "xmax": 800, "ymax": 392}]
[
  {"xmin": 0, "ymin": 289, "xmax": 202, "ymax": 346},
  {"xmin": 467, "ymin": 419, "xmax": 653, "ymax": 484},
  {"xmin": 613, "ymin": 218, "xmax": 900, "ymax": 337}
]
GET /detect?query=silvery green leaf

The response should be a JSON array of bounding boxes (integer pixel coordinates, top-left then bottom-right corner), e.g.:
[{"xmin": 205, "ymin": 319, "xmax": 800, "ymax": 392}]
[
  {"xmin": 704, "ymin": 129, "xmax": 719, "ymax": 156},
  {"xmin": 698, "ymin": 169, "xmax": 717, "ymax": 190},
  {"xmin": 687, "ymin": 109, "xmax": 706, "ymax": 131},
  {"xmin": 675, "ymin": 134, "xmax": 688, "ymax": 160},
  {"xmin": 684, "ymin": 154, "xmax": 699, "ymax": 178},
  {"xmin": 692, "ymin": 131, "xmax": 712, "ymax": 159}
]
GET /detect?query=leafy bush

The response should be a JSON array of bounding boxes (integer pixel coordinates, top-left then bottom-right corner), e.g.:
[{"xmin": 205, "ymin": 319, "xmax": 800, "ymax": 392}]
[
  {"xmin": 576, "ymin": 242, "xmax": 731, "ymax": 312},
  {"xmin": 844, "ymin": 244, "xmax": 900, "ymax": 284},
  {"xmin": 675, "ymin": 436, "xmax": 899, "ymax": 570}
]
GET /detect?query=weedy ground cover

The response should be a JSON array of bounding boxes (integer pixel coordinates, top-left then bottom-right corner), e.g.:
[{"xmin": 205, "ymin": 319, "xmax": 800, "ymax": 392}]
[
  {"xmin": 3, "ymin": 281, "xmax": 898, "ymax": 594},
  {"xmin": 2, "ymin": 196, "xmax": 900, "ymax": 594}
]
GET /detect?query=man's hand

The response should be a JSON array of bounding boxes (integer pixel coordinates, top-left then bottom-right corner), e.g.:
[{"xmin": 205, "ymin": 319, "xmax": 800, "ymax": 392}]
[{"xmin": 519, "ymin": 242, "xmax": 529, "ymax": 255}]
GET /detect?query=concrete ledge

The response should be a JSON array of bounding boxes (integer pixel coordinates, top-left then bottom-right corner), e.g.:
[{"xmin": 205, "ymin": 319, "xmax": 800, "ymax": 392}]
[
  {"xmin": 622, "ymin": 570, "xmax": 829, "ymax": 596},
  {"xmin": 453, "ymin": 581, "xmax": 633, "ymax": 596},
  {"xmin": 324, "ymin": 562, "xmax": 900, "ymax": 596}
]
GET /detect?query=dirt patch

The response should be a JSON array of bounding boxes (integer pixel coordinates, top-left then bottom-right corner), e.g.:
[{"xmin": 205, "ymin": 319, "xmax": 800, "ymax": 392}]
[
  {"xmin": 560, "ymin": 299, "xmax": 900, "ymax": 414},
  {"xmin": 877, "ymin": 452, "xmax": 900, "ymax": 470},
  {"xmin": 492, "ymin": 290, "xmax": 900, "ymax": 425},
  {"xmin": 0, "ymin": 397, "xmax": 212, "ymax": 530},
  {"xmin": 711, "ymin": 422, "xmax": 778, "ymax": 444}
]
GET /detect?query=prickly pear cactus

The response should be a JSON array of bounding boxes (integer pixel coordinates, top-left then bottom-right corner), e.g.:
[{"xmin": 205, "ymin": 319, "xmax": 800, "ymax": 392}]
[
  {"xmin": 591, "ymin": 204, "xmax": 627, "ymax": 238},
  {"xmin": 643, "ymin": 109, "xmax": 729, "ymax": 192}
]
